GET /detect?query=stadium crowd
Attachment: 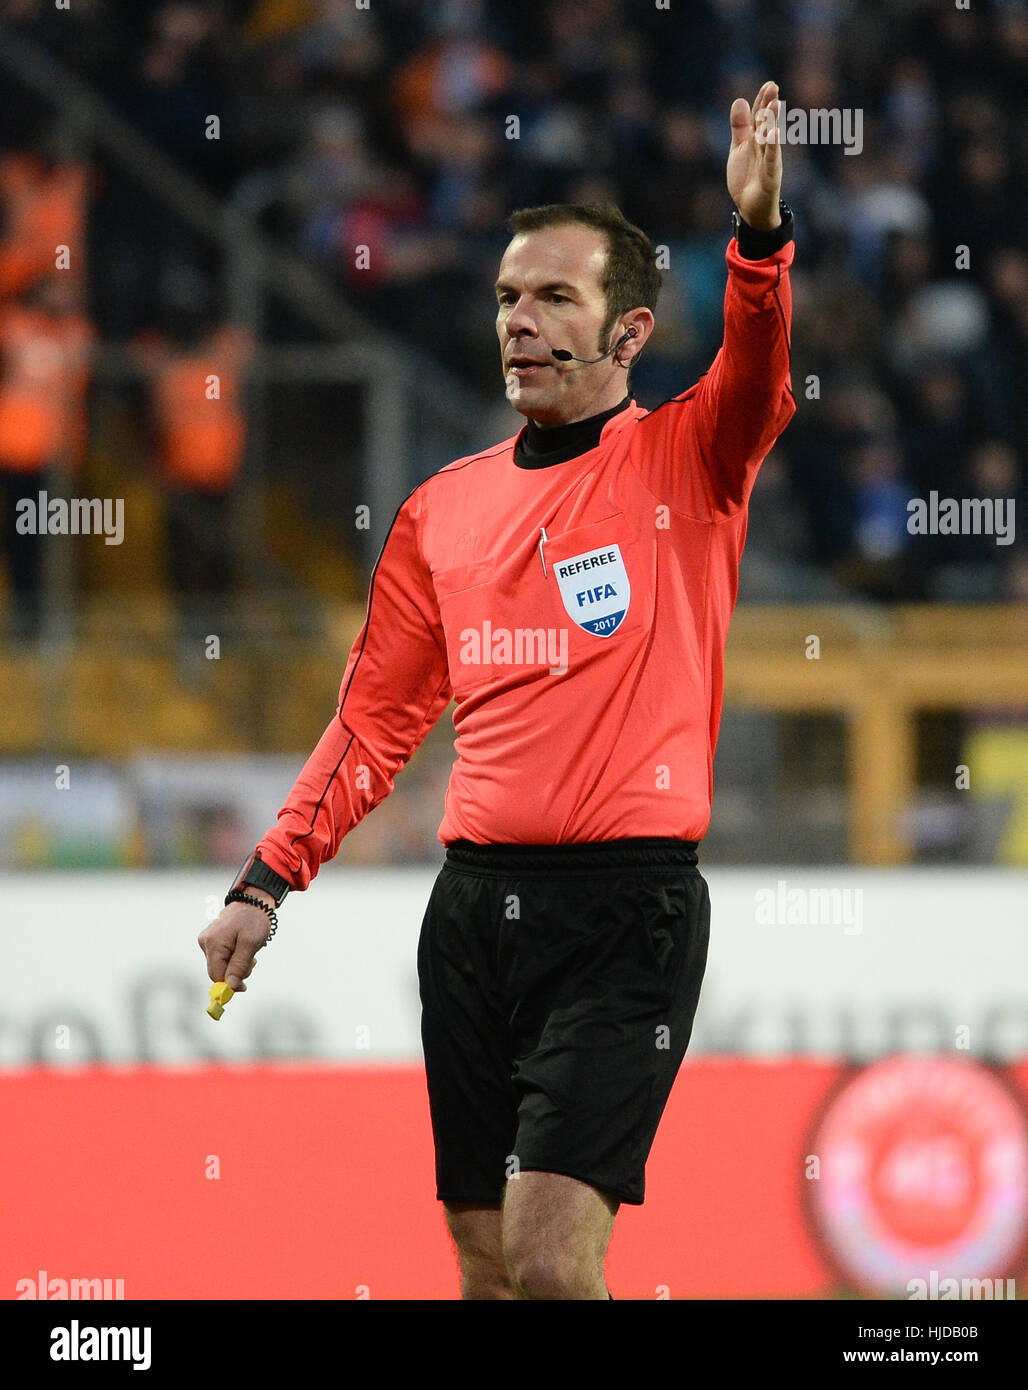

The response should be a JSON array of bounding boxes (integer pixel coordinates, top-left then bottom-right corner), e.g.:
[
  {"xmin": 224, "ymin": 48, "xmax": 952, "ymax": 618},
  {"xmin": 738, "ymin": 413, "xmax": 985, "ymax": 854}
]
[{"xmin": 1, "ymin": 0, "xmax": 1026, "ymax": 605}]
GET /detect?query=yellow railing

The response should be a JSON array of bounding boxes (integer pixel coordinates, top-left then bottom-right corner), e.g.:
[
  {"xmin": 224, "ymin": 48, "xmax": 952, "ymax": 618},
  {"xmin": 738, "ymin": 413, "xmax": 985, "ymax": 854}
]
[
  {"xmin": 724, "ymin": 605, "xmax": 1028, "ymax": 863},
  {"xmin": 1, "ymin": 602, "xmax": 1025, "ymax": 864}
]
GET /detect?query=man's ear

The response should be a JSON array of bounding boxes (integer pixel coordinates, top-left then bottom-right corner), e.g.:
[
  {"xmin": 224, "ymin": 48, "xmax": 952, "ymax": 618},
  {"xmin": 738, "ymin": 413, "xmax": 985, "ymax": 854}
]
[{"xmin": 616, "ymin": 309, "xmax": 655, "ymax": 363}]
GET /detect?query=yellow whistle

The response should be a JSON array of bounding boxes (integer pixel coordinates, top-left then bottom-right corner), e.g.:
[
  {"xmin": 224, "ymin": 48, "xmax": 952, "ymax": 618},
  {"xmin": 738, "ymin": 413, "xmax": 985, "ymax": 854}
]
[{"xmin": 207, "ymin": 981, "xmax": 234, "ymax": 1020}]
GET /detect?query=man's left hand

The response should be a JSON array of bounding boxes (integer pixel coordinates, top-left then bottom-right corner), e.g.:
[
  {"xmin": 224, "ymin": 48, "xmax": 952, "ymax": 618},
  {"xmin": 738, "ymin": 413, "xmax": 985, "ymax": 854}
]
[{"xmin": 727, "ymin": 80, "xmax": 784, "ymax": 230}]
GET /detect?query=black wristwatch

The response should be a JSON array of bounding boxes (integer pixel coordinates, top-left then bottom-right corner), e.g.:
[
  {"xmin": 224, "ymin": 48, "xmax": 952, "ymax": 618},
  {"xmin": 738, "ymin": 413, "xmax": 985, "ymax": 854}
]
[
  {"xmin": 227, "ymin": 851, "xmax": 292, "ymax": 907},
  {"xmin": 732, "ymin": 199, "xmax": 794, "ymax": 259}
]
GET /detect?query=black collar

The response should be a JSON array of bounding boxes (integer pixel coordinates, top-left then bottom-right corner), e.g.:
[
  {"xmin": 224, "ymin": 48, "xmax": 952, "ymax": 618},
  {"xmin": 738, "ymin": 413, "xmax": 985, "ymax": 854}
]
[{"xmin": 513, "ymin": 396, "xmax": 632, "ymax": 469}]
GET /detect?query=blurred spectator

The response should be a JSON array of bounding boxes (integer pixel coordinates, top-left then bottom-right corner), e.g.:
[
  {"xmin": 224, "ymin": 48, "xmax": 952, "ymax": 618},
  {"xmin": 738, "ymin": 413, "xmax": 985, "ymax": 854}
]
[
  {"xmin": 0, "ymin": 273, "xmax": 94, "ymax": 638},
  {"xmin": 842, "ymin": 433, "xmax": 921, "ymax": 601},
  {"xmin": 289, "ymin": 104, "xmax": 378, "ymax": 254},
  {"xmin": 129, "ymin": 276, "xmax": 254, "ymax": 648},
  {"xmin": 390, "ymin": 12, "xmax": 513, "ymax": 146},
  {"xmin": 115, "ymin": 2, "xmax": 233, "ymax": 190},
  {"xmin": 962, "ymin": 439, "xmax": 1024, "ymax": 566},
  {"xmin": 899, "ymin": 361, "xmax": 974, "ymax": 502},
  {"xmin": 0, "ymin": 149, "xmax": 89, "ymax": 299}
]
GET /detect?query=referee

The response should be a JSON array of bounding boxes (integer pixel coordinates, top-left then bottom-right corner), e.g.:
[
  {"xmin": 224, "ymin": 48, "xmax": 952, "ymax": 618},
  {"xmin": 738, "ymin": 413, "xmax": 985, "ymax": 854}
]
[{"xmin": 199, "ymin": 82, "xmax": 795, "ymax": 1300}]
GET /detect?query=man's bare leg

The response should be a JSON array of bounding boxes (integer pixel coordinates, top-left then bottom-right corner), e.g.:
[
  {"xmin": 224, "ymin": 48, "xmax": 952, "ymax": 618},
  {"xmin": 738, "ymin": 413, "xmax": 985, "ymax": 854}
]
[
  {"xmin": 444, "ymin": 1202, "xmax": 515, "ymax": 1299},
  {"xmin": 502, "ymin": 1171, "xmax": 618, "ymax": 1299}
]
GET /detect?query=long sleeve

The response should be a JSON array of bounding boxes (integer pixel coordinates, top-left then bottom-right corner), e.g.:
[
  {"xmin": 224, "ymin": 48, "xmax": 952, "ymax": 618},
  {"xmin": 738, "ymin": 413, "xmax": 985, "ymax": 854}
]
[
  {"xmin": 632, "ymin": 236, "xmax": 796, "ymax": 519},
  {"xmin": 255, "ymin": 490, "xmax": 453, "ymax": 889}
]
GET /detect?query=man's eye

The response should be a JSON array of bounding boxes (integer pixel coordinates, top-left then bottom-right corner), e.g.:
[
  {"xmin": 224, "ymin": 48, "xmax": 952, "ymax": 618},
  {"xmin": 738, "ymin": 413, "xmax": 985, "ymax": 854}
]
[{"xmin": 496, "ymin": 293, "xmax": 567, "ymax": 305}]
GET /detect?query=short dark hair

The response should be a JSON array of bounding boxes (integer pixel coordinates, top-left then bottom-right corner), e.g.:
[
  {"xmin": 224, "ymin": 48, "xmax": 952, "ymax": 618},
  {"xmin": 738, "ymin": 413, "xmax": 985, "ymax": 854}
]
[{"xmin": 504, "ymin": 203, "xmax": 661, "ymax": 367}]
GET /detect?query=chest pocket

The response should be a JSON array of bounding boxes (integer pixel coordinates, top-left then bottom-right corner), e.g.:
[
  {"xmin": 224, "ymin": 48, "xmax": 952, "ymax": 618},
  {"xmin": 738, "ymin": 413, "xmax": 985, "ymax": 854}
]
[
  {"xmin": 540, "ymin": 509, "xmax": 651, "ymax": 655},
  {"xmin": 432, "ymin": 557, "xmax": 498, "ymax": 699}
]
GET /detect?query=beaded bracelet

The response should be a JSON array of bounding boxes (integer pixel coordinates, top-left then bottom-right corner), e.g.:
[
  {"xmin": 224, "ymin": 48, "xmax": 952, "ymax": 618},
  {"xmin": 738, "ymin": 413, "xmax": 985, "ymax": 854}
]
[{"xmin": 225, "ymin": 889, "xmax": 279, "ymax": 941}]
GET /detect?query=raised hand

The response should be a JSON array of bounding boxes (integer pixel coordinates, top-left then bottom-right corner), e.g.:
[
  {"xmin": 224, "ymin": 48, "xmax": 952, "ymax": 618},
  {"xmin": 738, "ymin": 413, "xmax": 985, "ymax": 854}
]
[{"xmin": 727, "ymin": 81, "xmax": 784, "ymax": 231}]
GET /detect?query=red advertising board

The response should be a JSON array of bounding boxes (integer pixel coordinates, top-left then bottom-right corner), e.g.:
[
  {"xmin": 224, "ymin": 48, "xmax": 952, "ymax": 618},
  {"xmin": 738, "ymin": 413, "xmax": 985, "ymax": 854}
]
[{"xmin": 3, "ymin": 1059, "xmax": 1026, "ymax": 1300}]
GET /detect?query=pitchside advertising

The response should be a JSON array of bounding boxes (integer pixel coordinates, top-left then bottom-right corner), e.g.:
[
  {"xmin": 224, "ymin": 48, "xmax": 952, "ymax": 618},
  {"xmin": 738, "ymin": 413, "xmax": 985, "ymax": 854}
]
[
  {"xmin": 4, "ymin": 871, "xmax": 1028, "ymax": 1302},
  {"xmin": 3, "ymin": 868, "xmax": 1028, "ymax": 1065},
  {"xmin": 805, "ymin": 1055, "xmax": 1028, "ymax": 1298}
]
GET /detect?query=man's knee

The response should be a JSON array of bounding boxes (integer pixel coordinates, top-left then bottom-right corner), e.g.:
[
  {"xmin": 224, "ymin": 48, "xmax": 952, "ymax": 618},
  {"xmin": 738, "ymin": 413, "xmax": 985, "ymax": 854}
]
[
  {"xmin": 445, "ymin": 1203, "xmax": 514, "ymax": 1300},
  {"xmin": 506, "ymin": 1245, "xmax": 603, "ymax": 1300},
  {"xmin": 461, "ymin": 1262, "xmax": 515, "ymax": 1299},
  {"xmin": 502, "ymin": 1173, "xmax": 615, "ymax": 1300}
]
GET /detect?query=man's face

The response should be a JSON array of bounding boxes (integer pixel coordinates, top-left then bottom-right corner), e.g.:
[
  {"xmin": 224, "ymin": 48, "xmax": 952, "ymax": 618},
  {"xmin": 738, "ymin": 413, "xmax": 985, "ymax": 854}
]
[{"xmin": 495, "ymin": 224, "xmax": 621, "ymax": 427}]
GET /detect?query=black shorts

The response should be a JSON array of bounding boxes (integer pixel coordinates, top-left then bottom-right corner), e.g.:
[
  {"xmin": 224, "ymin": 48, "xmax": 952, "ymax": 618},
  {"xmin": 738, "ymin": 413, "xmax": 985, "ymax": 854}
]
[{"xmin": 417, "ymin": 837, "xmax": 710, "ymax": 1207}]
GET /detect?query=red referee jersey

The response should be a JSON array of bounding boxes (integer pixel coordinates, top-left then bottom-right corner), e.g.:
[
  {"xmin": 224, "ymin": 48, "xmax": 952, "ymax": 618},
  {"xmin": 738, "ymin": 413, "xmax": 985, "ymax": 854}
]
[{"xmin": 255, "ymin": 237, "xmax": 796, "ymax": 888}]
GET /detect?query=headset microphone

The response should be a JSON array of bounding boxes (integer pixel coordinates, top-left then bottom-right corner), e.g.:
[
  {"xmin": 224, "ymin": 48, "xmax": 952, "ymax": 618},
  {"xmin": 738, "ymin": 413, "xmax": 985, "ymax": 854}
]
[{"xmin": 551, "ymin": 326, "xmax": 637, "ymax": 364}]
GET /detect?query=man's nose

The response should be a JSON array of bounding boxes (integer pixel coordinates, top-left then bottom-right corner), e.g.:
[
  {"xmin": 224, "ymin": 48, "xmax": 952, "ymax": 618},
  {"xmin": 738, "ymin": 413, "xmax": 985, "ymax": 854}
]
[{"xmin": 505, "ymin": 299, "xmax": 540, "ymax": 338}]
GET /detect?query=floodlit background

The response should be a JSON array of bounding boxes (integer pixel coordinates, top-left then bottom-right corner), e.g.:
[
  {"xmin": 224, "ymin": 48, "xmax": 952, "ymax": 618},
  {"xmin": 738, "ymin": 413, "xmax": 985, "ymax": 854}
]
[{"xmin": 1, "ymin": 0, "xmax": 1026, "ymax": 1299}]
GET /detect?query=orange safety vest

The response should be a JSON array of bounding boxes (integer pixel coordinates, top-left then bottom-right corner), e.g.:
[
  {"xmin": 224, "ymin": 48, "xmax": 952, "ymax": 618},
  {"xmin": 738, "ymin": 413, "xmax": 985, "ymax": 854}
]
[
  {"xmin": 0, "ymin": 302, "xmax": 93, "ymax": 472},
  {"xmin": 0, "ymin": 155, "xmax": 88, "ymax": 297},
  {"xmin": 153, "ymin": 325, "xmax": 253, "ymax": 493}
]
